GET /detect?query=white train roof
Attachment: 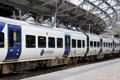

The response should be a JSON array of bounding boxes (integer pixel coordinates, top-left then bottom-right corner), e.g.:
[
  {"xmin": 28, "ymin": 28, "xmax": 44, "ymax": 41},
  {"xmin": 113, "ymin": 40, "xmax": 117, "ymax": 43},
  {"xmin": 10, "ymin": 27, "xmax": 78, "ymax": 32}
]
[{"xmin": 0, "ymin": 16, "xmax": 85, "ymax": 35}]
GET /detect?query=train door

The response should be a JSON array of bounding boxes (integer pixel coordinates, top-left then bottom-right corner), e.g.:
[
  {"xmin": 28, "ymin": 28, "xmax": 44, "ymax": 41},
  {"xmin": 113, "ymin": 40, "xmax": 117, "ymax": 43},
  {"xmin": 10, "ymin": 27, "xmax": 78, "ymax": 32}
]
[
  {"xmin": 64, "ymin": 35, "xmax": 71, "ymax": 57},
  {"xmin": 112, "ymin": 40, "xmax": 115, "ymax": 52},
  {"xmin": 99, "ymin": 38, "xmax": 103, "ymax": 53},
  {"xmin": 5, "ymin": 24, "xmax": 22, "ymax": 60}
]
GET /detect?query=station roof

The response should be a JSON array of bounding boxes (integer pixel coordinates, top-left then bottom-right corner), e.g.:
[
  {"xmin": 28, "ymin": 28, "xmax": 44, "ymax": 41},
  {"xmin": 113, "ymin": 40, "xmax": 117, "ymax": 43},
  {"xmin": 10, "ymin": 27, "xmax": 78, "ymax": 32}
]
[{"xmin": 0, "ymin": 0, "xmax": 120, "ymax": 34}]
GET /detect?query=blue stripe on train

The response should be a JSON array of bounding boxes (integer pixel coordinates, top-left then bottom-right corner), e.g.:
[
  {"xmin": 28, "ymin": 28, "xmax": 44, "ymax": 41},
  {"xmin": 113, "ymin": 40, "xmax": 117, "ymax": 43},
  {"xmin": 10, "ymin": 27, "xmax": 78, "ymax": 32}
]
[
  {"xmin": 5, "ymin": 24, "xmax": 22, "ymax": 60},
  {"xmin": 64, "ymin": 34, "xmax": 71, "ymax": 56},
  {"xmin": 0, "ymin": 22, "xmax": 5, "ymax": 32}
]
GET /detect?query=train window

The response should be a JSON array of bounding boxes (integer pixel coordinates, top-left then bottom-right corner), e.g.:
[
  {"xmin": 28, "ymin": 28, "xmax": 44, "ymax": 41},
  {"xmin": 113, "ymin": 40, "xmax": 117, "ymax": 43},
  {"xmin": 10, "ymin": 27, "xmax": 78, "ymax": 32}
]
[
  {"xmin": 106, "ymin": 43, "xmax": 108, "ymax": 47},
  {"xmin": 82, "ymin": 40, "xmax": 85, "ymax": 48},
  {"xmin": 97, "ymin": 42, "xmax": 99, "ymax": 47},
  {"xmin": 94, "ymin": 41, "xmax": 96, "ymax": 47},
  {"xmin": 57, "ymin": 38, "xmax": 63, "ymax": 48},
  {"xmin": 106, "ymin": 43, "xmax": 107, "ymax": 47},
  {"xmin": 38, "ymin": 36, "xmax": 46, "ymax": 48},
  {"xmin": 78, "ymin": 40, "xmax": 81, "ymax": 48},
  {"xmin": 0, "ymin": 32, "xmax": 4, "ymax": 48},
  {"xmin": 48, "ymin": 37, "xmax": 55, "ymax": 48},
  {"xmin": 26, "ymin": 35, "xmax": 36, "ymax": 48},
  {"xmin": 72, "ymin": 39, "xmax": 76, "ymax": 48},
  {"xmin": 111, "ymin": 43, "xmax": 112, "ymax": 47},
  {"xmin": 16, "ymin": 31, "xmax": 21, "ymax": 48},
  {"xmin": 109, "ymin": 43, "xmax": 111, "ymax": 48},
  {"xmin": 65, "ymin": 36, "xmax": 70, "ymax": 48},
  {"xmin": 9, "ymin": 30, "xmax": 14, "ymax": 47},
  {"xmin": 104, "ymin": 42, "xmax": 105, "ymax": 47},
  {"xmin": 90, "ymin": 41, "xmax": 93, "ymax": 47}
]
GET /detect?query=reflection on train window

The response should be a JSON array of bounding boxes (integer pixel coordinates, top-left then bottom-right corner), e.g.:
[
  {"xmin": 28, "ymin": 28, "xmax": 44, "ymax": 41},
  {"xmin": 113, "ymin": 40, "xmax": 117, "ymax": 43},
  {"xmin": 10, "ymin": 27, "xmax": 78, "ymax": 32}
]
[
  {"xmin": 26, "ymin": 35, "xmax": 36, "ymax": 48},
  {"xmin": 16, "ymin": 31, "xmax": 21, "ymax": 48},
  {"xmin": 48, "ymin": 37, "xmax": 55, "ymax": 48},
  {"xmin": 9, "ymin": 30, "xmax": 14, "ymax": 47},
  {"xmin": 94, "ymin": 41, "xmax": 96, "ymax": 47},
  {"xmin": 90, "ymin": 41, "xmax": 93, "ymax": 47},
  {"xmin": 57, "ymin": 38, "xmax": 63, "ymax": 48},
  {"xmin": 72, "ymin": 39, "xmax": 76, "ymax": 48},
  {"xmin": 38, "ymin": 36, "xmax": 46, "ymax": 48},
  {"xmin": 82, "ymin": 40, "xmax": 85, "ymax": 48},
  {"xmin": 78, "ymin": 40, "xmax": 81, "ymax": 48},
  {"xmin": 0, "ymin": 32, "xmax": 4, "ymax": 48}
]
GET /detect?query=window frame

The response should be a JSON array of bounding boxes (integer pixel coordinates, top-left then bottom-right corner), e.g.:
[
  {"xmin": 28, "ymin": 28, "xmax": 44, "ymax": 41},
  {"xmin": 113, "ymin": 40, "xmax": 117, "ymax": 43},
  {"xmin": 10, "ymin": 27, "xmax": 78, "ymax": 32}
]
[
  {"xmin": 82, "ymin": 40, "xmax": 85, "ymax": 48},
  {"xmin": 48, "ymin": 37, "xmax": 55, "ymax": 48},
  {"xmin": 26, "ymin": 35, "xmax": 36, "ymax": 48},
  {"xmin": 78, "ymin": 40, "xmax": 81, "ymax": 48},
  {"xmin": 0, "ymin": 32, "xmax": 4, "ymax": 48},
  {"xmin": 38, "ymin": 36, "xmax": 46, "ymax": 48},
  {"xmin": 72, "ymin": 39, "xmax": 76, "ymax": 48},
  {"xmin": 57, "ymin": 38, "xmax": 63, "ymax": 48}
]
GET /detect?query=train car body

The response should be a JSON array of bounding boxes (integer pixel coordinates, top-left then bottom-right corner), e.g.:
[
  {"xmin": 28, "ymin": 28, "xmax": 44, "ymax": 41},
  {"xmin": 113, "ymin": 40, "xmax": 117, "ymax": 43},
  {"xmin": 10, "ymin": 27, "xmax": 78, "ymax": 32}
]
[{"xmin": 0, "ymin": 16, "xmax": 120, "ymax": 74}]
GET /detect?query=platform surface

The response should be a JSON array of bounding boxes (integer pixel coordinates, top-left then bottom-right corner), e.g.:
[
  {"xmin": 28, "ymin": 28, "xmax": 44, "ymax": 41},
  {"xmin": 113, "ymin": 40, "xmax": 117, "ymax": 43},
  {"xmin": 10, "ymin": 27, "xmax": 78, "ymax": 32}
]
[{"xmin": 22, "ymin": 58, "xmax": 120, "ymax": 80}]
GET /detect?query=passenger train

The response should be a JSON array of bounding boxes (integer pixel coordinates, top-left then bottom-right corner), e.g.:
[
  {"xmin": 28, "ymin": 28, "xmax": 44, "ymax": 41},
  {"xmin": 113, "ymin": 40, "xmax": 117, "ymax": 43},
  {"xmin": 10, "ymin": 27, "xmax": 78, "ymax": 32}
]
[{"xmin": 0, "ymin": 16, "xmax": 120, "ymax": 74}]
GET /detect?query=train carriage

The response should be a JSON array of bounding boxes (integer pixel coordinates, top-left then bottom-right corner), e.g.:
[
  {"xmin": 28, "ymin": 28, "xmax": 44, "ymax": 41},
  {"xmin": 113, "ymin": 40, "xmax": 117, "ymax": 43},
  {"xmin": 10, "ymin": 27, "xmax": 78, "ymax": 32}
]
[{"xmin": 0, "ymin": 16, "xmax": 120, "ymax": 74}]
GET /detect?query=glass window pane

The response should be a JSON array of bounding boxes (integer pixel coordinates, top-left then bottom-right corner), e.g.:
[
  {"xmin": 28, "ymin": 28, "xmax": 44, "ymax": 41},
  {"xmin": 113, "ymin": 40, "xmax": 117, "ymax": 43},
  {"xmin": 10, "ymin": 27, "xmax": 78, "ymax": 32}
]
[
  {"xmin": 26, "ymin": 35, "xmax": 36, "ymax": 48},
  {"xmin": 57, "ymin": 38, "xmax": 63, "ymax": 48},
  {"xmin": 38, "ymin": 36, "xmax": 46, "ymax": 48},
  {"xmin": 48, "ymin": 37, "xmax": 55, "ymax": 48},
  {"xmin": 0, "ymin": 32, "xmax": 4, "ymax": 48},
  {"xmin": 72, "ymin": 39, "xmax": 76, "ymax": 48}
]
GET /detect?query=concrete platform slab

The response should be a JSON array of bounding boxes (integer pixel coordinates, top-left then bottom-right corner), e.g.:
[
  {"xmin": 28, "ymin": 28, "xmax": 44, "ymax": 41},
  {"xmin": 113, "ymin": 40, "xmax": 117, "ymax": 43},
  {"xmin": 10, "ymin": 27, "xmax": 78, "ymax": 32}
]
[{"xmin": 22, "ymin": 58, "xmax": 120, "ymax": 80}]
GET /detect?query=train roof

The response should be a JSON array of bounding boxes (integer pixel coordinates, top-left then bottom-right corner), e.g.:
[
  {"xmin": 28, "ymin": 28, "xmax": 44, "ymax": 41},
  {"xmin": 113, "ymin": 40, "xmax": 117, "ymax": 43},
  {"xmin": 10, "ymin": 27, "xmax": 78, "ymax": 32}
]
[{"xmin": 0, "ymin": 16, "xmax": 85, "ymax": 35}]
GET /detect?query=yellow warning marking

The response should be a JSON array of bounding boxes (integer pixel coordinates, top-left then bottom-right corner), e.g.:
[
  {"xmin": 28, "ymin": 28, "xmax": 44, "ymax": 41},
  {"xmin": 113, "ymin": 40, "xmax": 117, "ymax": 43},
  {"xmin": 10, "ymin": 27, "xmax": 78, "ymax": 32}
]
[
  {"xmin": 10, "ymin": 49, "xmax": 14, "ymax": 52},
  {"xmin": 40, "ymin": 37, "xmax": 45, "ymax": 40},
  {"xmin": 5, "ymin": 41, "xmax": 8, "ymax": 49},
  {"xmin": 14, "ymin": 32, "xmax": 16, "ymax": 41}
]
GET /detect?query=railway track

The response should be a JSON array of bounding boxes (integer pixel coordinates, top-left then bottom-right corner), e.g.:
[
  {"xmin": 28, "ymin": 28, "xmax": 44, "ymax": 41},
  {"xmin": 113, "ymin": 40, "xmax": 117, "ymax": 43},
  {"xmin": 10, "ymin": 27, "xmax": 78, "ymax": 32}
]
[{"xmin": 1, "ymin": 55, "xmax": 120, "ymax": 80}]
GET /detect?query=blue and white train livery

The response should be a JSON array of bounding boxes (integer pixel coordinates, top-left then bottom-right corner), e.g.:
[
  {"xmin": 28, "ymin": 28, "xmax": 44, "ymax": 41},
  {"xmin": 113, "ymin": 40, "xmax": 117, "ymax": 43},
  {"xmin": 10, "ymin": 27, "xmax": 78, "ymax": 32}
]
[{"xmin": 0, "ymin": 16, "xmax": 119, "ymax": 74}]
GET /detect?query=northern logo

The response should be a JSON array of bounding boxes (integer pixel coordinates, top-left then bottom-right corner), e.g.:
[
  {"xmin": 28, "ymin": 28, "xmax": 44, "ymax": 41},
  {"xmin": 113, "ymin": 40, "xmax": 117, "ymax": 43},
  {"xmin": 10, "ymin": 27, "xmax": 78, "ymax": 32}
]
[{"xmin": 40, "ymin": 49, "xmax": 44, "ymax": 56}]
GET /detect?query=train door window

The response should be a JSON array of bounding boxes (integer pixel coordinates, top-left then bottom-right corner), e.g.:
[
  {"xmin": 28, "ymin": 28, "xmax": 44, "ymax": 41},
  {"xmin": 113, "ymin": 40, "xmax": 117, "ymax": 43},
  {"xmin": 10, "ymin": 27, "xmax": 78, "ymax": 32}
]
[
  {"xmin": 94, "ymin": 41, "xmax": 96, "ymax": 47},
  {"xmin": 57, "ymin": 38, "xmax": 63, "ymax": 48},
  {"xmin": 9, "ymin": 30, "xmax": 14, "ymax": 47},
  {"xmin": 0, "ymin": 32, "xmax": 4, "ymax": 48},
  {"xmin": 90, "ymin": 41, "xmax": 93, "ymax": 47},
  {"xmin": 82, "ymin": 40, "xmax": 85, "ymax": 48},
  {"xmin": 16, "ymin": 31, "xmax": 21, "ymax": 48},
  {"xmin": 48, "ymin": 37, "xmax": 55, "ymax": 48},
  {"xmin": 78, "ymin": 40, "xmax": 81, "ymax": 48},
  {"xmin": 38, "ymin": 36, "xmax": 46, "ymax": 48},
  {"xmin": 72, "ymin": 39, "xmax": 76, "ymax": 48},
  {"xmin": 26, "ymin": 35, "xmax": 36, "ymax": 48}
]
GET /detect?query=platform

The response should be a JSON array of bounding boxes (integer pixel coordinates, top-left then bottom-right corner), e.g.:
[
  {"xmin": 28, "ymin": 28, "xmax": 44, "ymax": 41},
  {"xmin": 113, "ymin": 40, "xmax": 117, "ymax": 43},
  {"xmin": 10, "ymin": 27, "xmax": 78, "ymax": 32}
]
[{"xmin": 22, "ymin": 58, "xmax": 120, "ymax": 80}]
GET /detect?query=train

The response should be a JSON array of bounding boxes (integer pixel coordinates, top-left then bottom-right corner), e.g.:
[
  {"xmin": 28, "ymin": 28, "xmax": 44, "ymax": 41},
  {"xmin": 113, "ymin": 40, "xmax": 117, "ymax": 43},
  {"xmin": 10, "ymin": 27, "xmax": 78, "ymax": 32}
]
[{"xmin": 0, "ymin": 16, "xmax": 120, "ymax": 74}]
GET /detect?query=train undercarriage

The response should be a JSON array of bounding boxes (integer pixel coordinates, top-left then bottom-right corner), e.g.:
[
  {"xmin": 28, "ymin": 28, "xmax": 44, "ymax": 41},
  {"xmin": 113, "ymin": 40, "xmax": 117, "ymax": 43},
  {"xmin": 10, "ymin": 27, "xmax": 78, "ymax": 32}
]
[{"xmin": 0, "ymin": 53, "xmax": 120, "ymax": 75}]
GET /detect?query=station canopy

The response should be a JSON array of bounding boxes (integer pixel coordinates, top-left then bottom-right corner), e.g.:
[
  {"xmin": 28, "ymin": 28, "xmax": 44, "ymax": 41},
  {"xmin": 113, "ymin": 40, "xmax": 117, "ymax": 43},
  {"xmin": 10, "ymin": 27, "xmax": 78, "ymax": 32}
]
[{"xmin": 0, "ymin": 0, "xmax": 120, "ymax": 34}]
